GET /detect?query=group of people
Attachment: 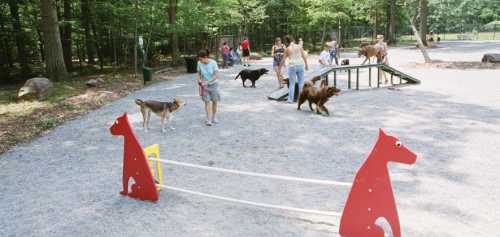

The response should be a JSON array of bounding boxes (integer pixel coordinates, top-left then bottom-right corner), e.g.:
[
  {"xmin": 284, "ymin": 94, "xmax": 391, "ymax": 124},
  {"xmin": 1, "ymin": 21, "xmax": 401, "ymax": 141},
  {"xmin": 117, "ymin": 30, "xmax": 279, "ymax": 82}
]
[
  {"xmin": 197, "ymin": 34, "xmax": 389, "ymax": 126},
  {"xmin": 220, "ymin": 38, "xmax": 252, "ymax": 69},
  {"xmin": 271, "ymin": 35, "xmax": 341, "ymax": 103}
]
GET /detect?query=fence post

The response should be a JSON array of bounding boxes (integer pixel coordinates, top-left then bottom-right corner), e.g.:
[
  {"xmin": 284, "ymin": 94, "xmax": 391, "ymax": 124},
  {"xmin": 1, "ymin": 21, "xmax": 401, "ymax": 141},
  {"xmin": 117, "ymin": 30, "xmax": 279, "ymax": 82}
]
[
  {"xmin": 348, "ymin": 69, "xmax": 351, "ymax": 89},
  {"xmin": 356, "ymin": 68, "xmax": 359, "ymax": 90},
  {"xmin": 369, "ymin": 67, "xmax": 372, "ymax": 87}
]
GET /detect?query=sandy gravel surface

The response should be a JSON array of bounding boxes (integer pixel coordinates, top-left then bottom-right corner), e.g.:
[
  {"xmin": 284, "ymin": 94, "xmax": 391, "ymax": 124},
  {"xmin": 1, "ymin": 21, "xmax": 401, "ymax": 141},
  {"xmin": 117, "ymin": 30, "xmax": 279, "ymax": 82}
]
[{"xmin": 1, "ymin": 41, "xmax": 499, "ymax": 237}]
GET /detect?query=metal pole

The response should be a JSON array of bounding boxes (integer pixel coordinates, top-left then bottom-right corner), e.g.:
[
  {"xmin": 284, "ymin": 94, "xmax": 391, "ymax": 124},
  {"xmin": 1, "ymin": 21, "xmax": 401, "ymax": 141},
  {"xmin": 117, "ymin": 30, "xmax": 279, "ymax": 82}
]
[
  {"xmin": 356, "ymin": 68, "xmax": 359, "ymax": 90},
  {"xmin": 369, "ymin": 67, "xmax": 372, "ymax": 87},
  {"xmin": 334, "ymin": 71, "xmax": 337, "ymax": 87},
  {"xmin": 377, "ymin": 67, "xmax": 380, "ymax": 88},
  {"xmin": 348, "ymin": 69, "xmax": 351, "ymax": 89}
]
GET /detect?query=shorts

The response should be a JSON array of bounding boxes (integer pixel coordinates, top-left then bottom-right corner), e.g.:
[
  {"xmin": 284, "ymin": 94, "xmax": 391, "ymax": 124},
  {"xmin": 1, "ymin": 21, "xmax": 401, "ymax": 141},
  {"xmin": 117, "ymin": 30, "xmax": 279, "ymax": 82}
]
[
  {"xmin": 273, "ymin": 59, "xmax": 283, "ymax": 68},
  {"xmin": 201, "ymin": 83, "xmax": 221, "ymax": 102},
  {"xmin": 242, "ymin": 49, "xmax": 250, "ymax": 57}
]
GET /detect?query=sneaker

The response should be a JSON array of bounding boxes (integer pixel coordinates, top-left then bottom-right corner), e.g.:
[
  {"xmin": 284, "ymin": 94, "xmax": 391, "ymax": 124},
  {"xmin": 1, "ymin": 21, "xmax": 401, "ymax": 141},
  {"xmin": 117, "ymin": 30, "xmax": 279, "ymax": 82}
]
[
  {"xmin": 206, "ymin": 120, "xmax": 213, "ymax": 126},
  {"xmin": 212, "ymin": 117, "xmax": 218, "ymax": 124}
]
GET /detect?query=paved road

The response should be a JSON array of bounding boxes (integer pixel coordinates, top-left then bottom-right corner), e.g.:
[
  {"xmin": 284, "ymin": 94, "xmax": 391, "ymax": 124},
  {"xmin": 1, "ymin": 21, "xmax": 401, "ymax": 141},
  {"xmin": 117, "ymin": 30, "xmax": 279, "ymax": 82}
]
[{"xmin": 1, "ymin": 41, "xmax": 500, "ymax": 236}]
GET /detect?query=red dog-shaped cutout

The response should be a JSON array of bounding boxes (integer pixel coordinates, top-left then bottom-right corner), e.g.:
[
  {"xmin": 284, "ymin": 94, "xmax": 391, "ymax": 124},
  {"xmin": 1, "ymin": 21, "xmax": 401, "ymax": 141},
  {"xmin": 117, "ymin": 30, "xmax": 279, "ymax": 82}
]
[
  {"xmin": 339, "ymin": 129, "xmax": 417, "ymax": 237},
  {"xmin": 110, "ymin": 113, "xmax": 158, "ymax": 202}
]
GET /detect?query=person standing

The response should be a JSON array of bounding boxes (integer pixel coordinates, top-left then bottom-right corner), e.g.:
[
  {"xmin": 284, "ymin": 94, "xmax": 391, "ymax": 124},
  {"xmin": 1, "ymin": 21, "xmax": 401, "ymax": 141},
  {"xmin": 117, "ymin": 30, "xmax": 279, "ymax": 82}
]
[
  {"xmin": 271, "ymin": 37, "xmax": 285, "ymax": 88},
  {"xmin": 280, "ymin": 35, "xmax": 309, "ymax": 103},
  {"xmin": 240, "ymin": 37, "xmax": 251, "ymax": 67},
  {"xmin": 220, "ymin": 42, "xmax": 231, "ymax": 68},
  {"xmin": 319, "ymin": 42, "xmax": 334, "ymax": 68},
  {"xmin": 375, "ymin": 34, "xmax": 389, "ymax": 84},
  {"xmin": 197, "ymin": 49, "xmax": 220, "ymax": 126},
  {"xmin": 328, "ymin": 37, "xmax": 339, "ymax": 66}
]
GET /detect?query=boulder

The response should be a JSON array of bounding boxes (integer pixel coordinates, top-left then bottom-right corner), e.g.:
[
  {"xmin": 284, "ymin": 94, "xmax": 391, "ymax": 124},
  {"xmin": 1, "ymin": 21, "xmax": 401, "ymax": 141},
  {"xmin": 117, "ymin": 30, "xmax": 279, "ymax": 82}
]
[
  {"xmin": 17, "ymin": 77, "xmax": 53, "ymax": 101},
  {"xmin": 86, "ymin": 79, "xmax": 99, "ymax": 87}
]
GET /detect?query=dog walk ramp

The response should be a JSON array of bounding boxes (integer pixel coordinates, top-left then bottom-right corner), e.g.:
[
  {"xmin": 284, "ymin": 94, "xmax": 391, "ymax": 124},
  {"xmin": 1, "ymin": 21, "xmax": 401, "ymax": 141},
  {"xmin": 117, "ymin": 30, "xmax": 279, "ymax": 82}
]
[
  {"xmin": 268, "ymin": 64, "xmax": 420, "ymax": 100},
  {"xmin": 268, "ymin": 68, "xmax": 330, "ymax": 101}
]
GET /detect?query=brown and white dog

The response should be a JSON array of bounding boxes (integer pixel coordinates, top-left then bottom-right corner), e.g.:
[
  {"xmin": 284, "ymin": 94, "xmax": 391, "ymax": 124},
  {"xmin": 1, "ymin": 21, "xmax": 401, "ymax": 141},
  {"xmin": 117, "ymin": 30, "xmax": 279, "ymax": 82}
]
[
  {"xmin": 135, "ymin": 98, "xmax": 185, "ymax": 132},
  {"xmin": 298, "ymin": 78, "xmax": 340, "ymax": 116}
]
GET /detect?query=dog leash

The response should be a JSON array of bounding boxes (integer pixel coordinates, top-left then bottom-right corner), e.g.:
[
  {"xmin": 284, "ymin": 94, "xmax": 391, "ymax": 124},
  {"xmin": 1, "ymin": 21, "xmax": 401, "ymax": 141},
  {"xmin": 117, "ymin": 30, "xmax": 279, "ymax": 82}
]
[{"xmin": 198, "ymin": 82, "xmax": 205, "ymax": 97}]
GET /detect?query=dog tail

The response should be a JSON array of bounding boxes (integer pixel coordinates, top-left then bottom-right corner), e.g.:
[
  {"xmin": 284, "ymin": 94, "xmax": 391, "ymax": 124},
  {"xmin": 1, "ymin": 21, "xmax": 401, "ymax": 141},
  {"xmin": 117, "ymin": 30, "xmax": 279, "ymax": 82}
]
[
  {"xmin": 135, "ymin": 99, "xmax": 145, "ymax": 106},
  {"xmin": 234, "ymin": 72, "xmax": 241, "ymax": 80}
]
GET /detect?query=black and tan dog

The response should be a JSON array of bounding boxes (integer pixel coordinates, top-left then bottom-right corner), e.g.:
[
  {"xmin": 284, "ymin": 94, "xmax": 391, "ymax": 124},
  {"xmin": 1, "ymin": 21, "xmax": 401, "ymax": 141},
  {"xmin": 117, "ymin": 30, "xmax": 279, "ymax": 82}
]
[
  {"xmin": 235, "ymin": 68, "xmax": 269, "ymax": 88},
  {"xmin": 297, "ymin": 79, "xmax": 340, "ymax": 116},
  {"xmin": 135, "ymin": 98, "xmax": 185, "ymax": 132}
]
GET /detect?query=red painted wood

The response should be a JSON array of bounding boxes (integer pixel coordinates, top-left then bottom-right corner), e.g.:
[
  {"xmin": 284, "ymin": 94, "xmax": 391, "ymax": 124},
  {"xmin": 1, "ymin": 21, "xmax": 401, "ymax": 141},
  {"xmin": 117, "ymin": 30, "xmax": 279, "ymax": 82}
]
[
  {"xmin": 110, "ymin": 113, "xmax": 159, "ymax": 202},
  {"xmin": 339, "ymin": 129, "xmax": 417, "ymax": 237}
]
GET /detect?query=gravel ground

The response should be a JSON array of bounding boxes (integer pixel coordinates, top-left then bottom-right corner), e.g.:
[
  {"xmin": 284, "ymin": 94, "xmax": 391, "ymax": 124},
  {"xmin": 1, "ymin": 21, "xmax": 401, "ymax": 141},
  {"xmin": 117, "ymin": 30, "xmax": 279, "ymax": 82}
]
[{"xmin": 1, "ymin": 41, "xmax": 500, "ymax": 237}]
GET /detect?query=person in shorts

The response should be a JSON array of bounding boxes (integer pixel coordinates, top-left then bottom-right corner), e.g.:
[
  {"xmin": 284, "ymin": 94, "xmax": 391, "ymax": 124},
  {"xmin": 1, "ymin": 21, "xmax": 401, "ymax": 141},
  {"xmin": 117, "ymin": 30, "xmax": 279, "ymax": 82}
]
[
  {"xmin": 197, "ymin": 49, "xmax": 220, "ymax": 126},
  {"xmin": 271, "ymin": 37, "xmax": 285, "ymax": 88},
  {"xmin": 240, "ymin": 37, "xmax": 251, "ymax": 67}
]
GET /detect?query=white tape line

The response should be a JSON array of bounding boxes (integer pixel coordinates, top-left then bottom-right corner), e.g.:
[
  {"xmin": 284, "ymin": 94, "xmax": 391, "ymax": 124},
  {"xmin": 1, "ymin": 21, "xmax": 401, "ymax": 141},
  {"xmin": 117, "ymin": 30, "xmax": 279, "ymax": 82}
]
[
  {"xmin": 151, "ymin": 159, "xmax": 352, "ymax": 187},
  {"xmin": 159, "ymin": 184, "xmax": 342, "ymax": 217}
]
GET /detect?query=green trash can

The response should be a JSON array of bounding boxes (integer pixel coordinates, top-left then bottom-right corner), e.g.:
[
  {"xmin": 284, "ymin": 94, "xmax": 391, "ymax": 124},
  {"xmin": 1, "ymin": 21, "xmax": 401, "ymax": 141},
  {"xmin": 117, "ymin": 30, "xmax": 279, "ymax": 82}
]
[
  {"xmin": 142, "ymin": 66, "xmax": 153, "ymax": 84},
  {"xmin": 184, "ymin": 56, "xmax": 198, "ymax": 73}
]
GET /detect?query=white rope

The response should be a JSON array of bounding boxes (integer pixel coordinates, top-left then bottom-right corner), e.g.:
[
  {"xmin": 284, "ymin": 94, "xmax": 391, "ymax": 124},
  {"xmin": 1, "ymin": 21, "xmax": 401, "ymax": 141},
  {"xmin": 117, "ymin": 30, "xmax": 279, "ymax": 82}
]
[
  {"xmin": 159, "ymin": 184, "xmax": 342, "ymax": 217},
  {"xmin": 151, "ymin": 158, "xmax": 352, "ymax": 187}
]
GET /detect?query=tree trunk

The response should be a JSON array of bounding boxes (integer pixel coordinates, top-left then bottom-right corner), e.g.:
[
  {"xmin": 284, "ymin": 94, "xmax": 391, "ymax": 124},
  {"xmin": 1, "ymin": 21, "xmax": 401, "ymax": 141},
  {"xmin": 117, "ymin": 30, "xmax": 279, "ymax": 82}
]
[
  {"xmin": 419, "ymin": 0, "xmax": 428, "ymax": 46},
  {"xmin": 40, "ymin": 0, "xmax": 69, "ymax": 81},
  {"xmin": 411, "ymin": 14, "xmax": 431, "ymax": 63},
  {"xmin": 81, "ymin": 0, "xmax": 95, "ymax": 64},
  {"xmin": 388, "ymin": 0, "xmax": 396, "ymax": 44},
  {"xmin": 320, "ymin": 18, "xmax": 327, "ymax": 47},
  {"xmin": 134, "ymin": 0, "xmax": 138, "ymax": 76},
  {"xmin": 373, "ymin": 8, "xmax": 378, "ymax": 41},
  {"xmin": 62, "ymin": 0, "xmax": 72, "ymax": 70},
  {"xmin": 91, "ymin": 22, "xmax": 104, "ymax": 70},
  {"xmin": 168, "ymin": 0, "xmax": 179, "ymax": 62},
  {"xmin": 0, "ymin": 9, "xmax": 14, "ymax": 68},
  {"xmin": 8, "ymin": 0, "xmax": 31, "ymax": 75}
]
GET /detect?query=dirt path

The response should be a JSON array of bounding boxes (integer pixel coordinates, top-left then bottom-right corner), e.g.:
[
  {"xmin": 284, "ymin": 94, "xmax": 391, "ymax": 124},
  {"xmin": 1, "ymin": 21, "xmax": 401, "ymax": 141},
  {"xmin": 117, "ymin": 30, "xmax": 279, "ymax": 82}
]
[{"xmin": 1, "ymin": 41, "xmax": 500, "ymax": 236}]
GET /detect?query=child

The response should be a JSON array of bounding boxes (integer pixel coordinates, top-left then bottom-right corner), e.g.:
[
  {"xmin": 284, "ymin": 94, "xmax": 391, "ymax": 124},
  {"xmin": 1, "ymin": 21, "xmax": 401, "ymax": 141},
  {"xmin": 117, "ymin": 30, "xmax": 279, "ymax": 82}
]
[
  {"xmin": 197, "ymin": 49, "xmax": 220, "ymax": 126},
  {"xmin": 375, "ymin": 34, "xmax": 389, "ymax": 84},
  {"xmin": 319, "ymin": 42, "xmax": 333, "ymax": 68}
]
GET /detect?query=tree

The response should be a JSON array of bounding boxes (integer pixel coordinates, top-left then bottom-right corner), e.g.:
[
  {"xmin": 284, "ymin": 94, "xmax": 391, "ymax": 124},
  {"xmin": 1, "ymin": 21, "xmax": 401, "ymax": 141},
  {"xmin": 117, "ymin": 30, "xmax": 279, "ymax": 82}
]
[
  {"xmin": 61, "ymin": 0, "xmax": 72, "ymax": 70},
  {"xmin": 40, "ymin": 0, "xmax": 68, "ymax": 81},
  {"xmin": 419, "ymin": 0, "xmax": 428, "ymax": 46},
  {"xmin": 168, "ymin": 0, "xmax": 179, "ymax": 62},
  {"xmin": 388, "ymin": 0, "xmax": 396, "ymax": 44},
  {"xmin": 7, "ymin": 0, "xmax": 31, "ymax": 75},
  {"xmin": 80, "ymin": 0, "xmax": 94, "ymax": 64},
  {"xmin": 409, "ymin": 5, "xmax": 431, "ymax": 63}
]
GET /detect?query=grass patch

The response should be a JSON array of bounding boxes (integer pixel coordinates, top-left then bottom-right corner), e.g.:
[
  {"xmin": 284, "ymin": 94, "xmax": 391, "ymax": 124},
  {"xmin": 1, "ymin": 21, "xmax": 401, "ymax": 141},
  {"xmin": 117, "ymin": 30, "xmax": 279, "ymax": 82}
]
[{"xmin": 0, "ymin": 65, "xmax": 186, "ymax": 155}]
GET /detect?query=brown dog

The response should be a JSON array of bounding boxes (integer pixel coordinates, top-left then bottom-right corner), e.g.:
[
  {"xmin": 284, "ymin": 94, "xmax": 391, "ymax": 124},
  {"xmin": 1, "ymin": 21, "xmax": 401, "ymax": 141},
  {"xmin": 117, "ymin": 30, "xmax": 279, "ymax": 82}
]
[
  {"xmin": 358, "ymin": 43, "xmax": 380, "ymax": 64},
  {"xmin": 135, "ymin": 98, "xmax": 185, "ymax": 132},
  {"xmin": 297, "ymin": 79, "xmax": 340, "ymax": 116}
]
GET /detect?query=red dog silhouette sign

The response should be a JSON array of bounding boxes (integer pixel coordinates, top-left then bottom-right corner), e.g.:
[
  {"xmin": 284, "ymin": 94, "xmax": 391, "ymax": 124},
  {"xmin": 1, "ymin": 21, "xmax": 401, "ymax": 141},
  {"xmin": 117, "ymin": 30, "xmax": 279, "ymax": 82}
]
[
  {"xmin": 339, "ymin": 129, "xmax": 417, "ymax": 237},
  {"xmin": 110, "ymin": 113, "xmax": 158, "ymax": 202}
]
